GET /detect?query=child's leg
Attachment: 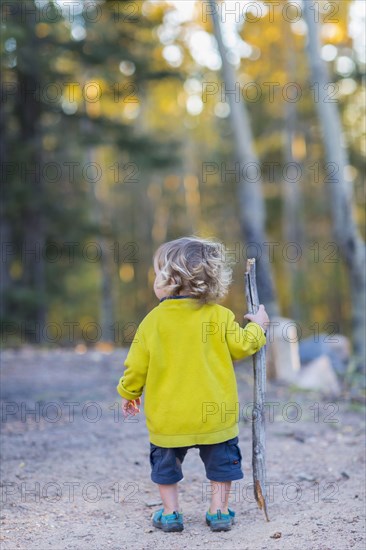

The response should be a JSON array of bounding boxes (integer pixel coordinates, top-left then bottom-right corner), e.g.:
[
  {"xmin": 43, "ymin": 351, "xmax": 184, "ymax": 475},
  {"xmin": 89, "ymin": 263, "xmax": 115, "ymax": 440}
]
[
  {"xmin": 158, "ymin": 483, "xmax": 179, "ymax": 514},
  {"xmin": 209, "ymin": 481, "xmax": 231, "ymax": 514},
  {"xmin": 150, "ymin": 445, "xmax": 188, "ymax": 515},
  {"xmin": 199, "ymin": 437, "xmax": 243, "ymax": 514}
]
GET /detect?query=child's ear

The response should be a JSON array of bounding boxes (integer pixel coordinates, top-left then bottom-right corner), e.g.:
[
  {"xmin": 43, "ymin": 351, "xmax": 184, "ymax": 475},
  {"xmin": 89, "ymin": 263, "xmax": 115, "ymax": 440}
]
[{"xmin": 171, "ymin": 274, "xmax": 182, "ymax": 287}]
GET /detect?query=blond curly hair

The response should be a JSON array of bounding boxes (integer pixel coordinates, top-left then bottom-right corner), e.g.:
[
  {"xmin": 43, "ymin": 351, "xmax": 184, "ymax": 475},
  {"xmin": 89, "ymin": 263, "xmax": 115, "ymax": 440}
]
[{"xmin": 153, "ymin": 236, "xmax": 233, "ymax": 304}]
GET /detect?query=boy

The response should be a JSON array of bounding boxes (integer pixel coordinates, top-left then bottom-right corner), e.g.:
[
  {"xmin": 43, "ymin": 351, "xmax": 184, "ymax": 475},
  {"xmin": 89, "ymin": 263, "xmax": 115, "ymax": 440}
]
[{"xmin": 117, "ymin": 237, "xmax": 269, "ymax": 532}]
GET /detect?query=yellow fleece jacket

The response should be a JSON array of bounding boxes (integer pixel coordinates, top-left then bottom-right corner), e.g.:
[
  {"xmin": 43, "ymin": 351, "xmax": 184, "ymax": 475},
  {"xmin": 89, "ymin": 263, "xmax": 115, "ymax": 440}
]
[{"xmin": 116, "ymin": 297, "xmax": 266, "ymax": 447}]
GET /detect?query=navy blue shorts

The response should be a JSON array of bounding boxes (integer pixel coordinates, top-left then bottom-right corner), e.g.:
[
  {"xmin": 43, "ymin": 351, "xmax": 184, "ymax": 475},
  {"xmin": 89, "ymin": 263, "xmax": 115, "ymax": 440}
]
[{"xmin": 149, "ymin": 436, "xmax": 244, "ymax": 484}]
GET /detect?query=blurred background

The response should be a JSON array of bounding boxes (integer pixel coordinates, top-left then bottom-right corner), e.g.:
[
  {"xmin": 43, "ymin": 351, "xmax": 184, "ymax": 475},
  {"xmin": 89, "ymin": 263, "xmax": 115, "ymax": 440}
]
[{"xmin": 1, "ymin": 0, "xmax": 365, "ymax": 373}]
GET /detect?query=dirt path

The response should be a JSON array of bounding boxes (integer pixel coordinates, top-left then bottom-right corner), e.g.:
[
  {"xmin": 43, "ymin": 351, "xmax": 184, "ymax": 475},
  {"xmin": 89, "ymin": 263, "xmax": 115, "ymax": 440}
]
[{"xmin": 0, "ymin": 347, "xmax": 365, "ymax": 550}]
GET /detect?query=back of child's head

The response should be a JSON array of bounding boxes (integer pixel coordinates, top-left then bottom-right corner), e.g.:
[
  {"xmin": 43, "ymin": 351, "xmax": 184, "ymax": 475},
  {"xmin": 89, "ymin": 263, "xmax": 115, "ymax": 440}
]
[{"xmin": 153, "ymin": 236, "xmax": 232, "ymax": 304}]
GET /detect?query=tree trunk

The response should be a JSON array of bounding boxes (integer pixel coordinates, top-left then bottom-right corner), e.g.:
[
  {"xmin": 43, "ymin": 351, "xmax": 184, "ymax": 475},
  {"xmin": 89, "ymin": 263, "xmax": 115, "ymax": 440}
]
[
  {"xmin": 16, "ymin": 4, "xmax": 46, "ymax": 338},
  {"xmin": 303, "ymin": 1, "xmax": 366, "ymax": 373},
  {"xmin": 282, "ymin": 19, "xmax": 304, "ymax": 321},
  {"xmin": 0, "ymin": 74, "xmax": 11, "ymax": 321},
  {"xmin": 82, "ymin": 115, "xmax": 115, "ymax": 343},
  {"xmin": 209, "ymin": 0, "xmax": 279, "ymax": 318}
]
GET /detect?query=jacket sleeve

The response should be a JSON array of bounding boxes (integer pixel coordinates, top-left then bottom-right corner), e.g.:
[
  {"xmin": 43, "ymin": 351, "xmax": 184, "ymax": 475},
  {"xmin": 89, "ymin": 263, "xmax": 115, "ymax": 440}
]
[
  {"xmin": 116, "ymin": 326, "xmax": 149, "ymax": 400},
  {"xmin": 225, "ymin": 309, "xmax": 266, "ymax": 361}
]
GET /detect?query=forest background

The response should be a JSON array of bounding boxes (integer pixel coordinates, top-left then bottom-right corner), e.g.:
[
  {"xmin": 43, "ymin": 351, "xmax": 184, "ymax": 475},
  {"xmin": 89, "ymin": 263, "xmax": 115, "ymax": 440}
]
[{"xmin": 1, "ymin": 0, "xmax": 365, "ymax": 372}]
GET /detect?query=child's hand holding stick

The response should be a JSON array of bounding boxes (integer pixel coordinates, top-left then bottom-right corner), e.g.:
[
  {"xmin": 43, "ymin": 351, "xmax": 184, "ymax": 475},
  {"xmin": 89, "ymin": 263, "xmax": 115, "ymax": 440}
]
[{"xmin": 244, "ymin": 304, "xmax": 270, "ymax": 333}]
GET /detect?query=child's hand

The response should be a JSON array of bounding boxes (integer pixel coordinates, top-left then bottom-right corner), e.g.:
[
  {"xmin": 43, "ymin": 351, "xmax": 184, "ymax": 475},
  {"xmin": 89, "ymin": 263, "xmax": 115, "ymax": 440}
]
[
  {"xmin": 121, "ymin": 397, "xmax": 141, "ymax": 418},
  {"xmin": 244, "ymin": 304, "xmax": 270, "ymax": 331}
]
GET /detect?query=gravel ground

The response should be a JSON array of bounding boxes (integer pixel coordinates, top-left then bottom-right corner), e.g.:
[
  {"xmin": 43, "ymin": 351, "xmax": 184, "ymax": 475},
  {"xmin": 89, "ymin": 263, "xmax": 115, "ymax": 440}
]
[{"xmin": 0, "ymin": 347, "xmax": 365, "ymax": 550}]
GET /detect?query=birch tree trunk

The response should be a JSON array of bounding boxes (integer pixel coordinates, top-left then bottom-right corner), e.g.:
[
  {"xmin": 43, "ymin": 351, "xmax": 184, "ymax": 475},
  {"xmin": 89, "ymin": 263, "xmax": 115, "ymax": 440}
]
[
  {"xmin": 282, "ymin": 19, "xmax": 304, "ymax": 321},
  {"xmin": 209, "ymin": 0, "xmax": 279, "ymax": 318},
  {"xmin": 303, "ymin": 1, "xmax": 366, "ymax": 373}
]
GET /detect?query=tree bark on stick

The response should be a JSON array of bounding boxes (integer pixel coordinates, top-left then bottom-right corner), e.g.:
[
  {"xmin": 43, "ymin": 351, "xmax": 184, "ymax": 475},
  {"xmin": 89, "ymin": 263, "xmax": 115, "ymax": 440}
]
[{"xmin": 245, "ymin": 258, "xmax": 269, "ymax": 522}]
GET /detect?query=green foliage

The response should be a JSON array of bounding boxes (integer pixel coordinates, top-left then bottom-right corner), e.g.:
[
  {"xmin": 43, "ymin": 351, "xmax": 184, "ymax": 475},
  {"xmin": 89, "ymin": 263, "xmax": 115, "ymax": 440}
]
[{"xmin": 1, "ymin": 0, "xmax": 364, "ymax": 347}]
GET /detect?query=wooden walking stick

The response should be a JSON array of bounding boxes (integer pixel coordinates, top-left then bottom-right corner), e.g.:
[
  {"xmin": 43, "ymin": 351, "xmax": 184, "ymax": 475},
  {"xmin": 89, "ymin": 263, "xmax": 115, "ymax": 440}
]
[{"xmin": 245, "ymin": 258, "xmax": 270, "ymax": 522}]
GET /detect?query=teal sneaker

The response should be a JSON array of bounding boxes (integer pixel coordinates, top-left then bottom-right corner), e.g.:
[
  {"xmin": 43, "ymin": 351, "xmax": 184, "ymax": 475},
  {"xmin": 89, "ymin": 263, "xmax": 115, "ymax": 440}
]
[
  {"xmin": 152, "ymin": 508, "xmax": 184, "ymax": 532},
  {"xmin": 206, "ymin": 509, "xmax": 235, "ymax": 531}
]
